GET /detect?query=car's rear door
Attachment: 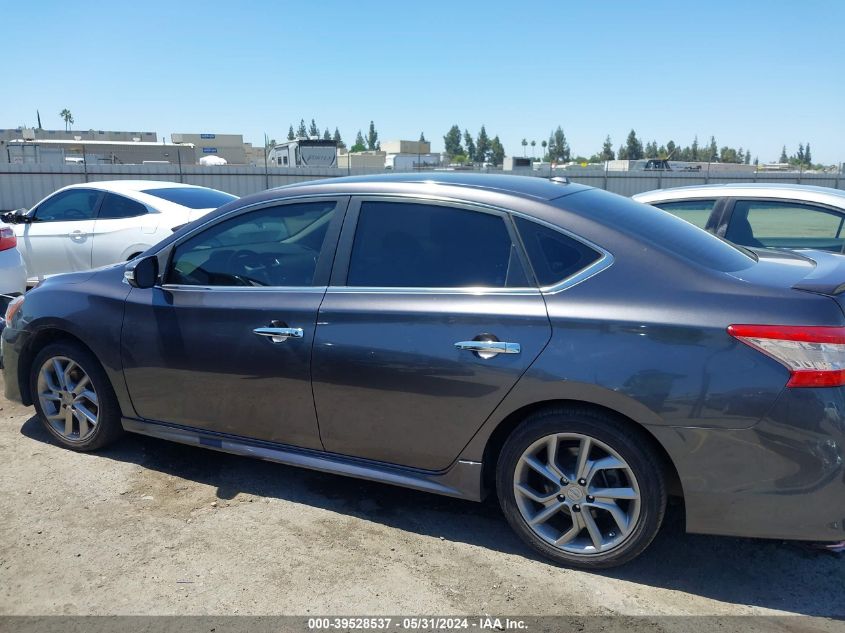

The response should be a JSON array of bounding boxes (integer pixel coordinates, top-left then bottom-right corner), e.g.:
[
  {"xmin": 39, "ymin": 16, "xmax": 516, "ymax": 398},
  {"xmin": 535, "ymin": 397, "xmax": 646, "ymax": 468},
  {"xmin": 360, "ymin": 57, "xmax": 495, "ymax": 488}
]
[
  {"xmin": 311, "ymin": 197, "xmax": 553, "ymax": 471},
  {"xmin": 91, "ymin": 192, "xmax": 155, "ymax": 266},
  {"xmin": 121, "ymin": 196, "xmax": 348, "ymax": 449}
]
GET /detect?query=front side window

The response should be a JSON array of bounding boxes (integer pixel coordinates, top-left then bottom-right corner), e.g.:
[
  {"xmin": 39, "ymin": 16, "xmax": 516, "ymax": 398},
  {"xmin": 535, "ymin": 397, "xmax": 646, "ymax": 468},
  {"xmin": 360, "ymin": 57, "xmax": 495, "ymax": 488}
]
[
  {"xmin": 514, "ymin": 217, "xmax": 601, "ymax": 287},
  {"xmin": 347, "ymin": 201, "xmax": 528, "ymax": 288},
  {"xmin": 98, "ymin": 193, "xmax": 148, "ymax": 219},
  {"xmin": 727, "ymin": 200, "xmax": 845, "ymax": 251},
  {"xmin": 34, "ymin": 189, "xmax": 99, "ymax": 222},
  {"xmin": 168, "ymin": 201, "xmax": 336, "ymax": 287},
  {"xmin": 651, "ymin": 199, "xmax": 717, "ymax": 229}
]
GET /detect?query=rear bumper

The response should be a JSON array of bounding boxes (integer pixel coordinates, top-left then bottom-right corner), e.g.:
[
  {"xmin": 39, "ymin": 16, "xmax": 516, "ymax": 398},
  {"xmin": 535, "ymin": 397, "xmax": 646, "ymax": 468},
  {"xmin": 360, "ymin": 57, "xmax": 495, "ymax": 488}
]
[
  {"xmin": 651, "ymin": 386, "xmax": 845, "ymax": 542},
  {"xmin": 2, "ymin": 325, "xmax": 29, "ymax": 404}
]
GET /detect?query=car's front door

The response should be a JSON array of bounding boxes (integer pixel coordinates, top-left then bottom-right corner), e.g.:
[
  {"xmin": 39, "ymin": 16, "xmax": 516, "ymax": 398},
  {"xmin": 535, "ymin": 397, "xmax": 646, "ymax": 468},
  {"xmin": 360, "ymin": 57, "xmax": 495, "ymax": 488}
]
[
  {"xmin": 19, "ymin": 188, "xmax": 101, "ymax": 278},
  {"xmin": 311, "ymin": 198, "xmax": 553, "ymax": 471},
  {"xmin": 121, "ymin": 197, "xmax": 348, "ymax": 449}
]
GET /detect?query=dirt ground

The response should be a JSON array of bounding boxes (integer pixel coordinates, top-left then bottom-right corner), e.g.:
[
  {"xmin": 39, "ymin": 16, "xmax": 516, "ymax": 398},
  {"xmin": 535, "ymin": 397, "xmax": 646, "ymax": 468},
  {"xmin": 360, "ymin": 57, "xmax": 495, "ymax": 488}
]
[{"xmin": 0, "ymin": 374, "xmax": 842, "ymax": 620}]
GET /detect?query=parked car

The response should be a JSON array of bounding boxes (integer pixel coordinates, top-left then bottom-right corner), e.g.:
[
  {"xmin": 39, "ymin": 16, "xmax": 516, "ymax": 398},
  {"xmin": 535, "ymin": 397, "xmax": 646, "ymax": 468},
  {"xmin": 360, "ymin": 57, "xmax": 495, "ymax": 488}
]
[
  {"xmin": 1, "ymin": 181, "xmax": 237, "ymax": 283},
  {"xmin": 633, "ymin": 184, "xmax": 845, "ymax": 252},
  {"xmin": 0, "ymin": 219, "xmax": 27, "ymax": 311},
  {"xmin": 4, "ymin": 173, "xmax": 845, "ymax": 568}
]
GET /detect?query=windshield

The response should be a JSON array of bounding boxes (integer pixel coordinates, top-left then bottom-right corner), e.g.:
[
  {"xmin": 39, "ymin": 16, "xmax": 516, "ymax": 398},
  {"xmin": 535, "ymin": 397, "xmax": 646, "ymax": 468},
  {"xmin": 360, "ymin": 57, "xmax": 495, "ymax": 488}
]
[{"xmin": 142, "ymin": 187, "xmax": 237, "ymax": 209}]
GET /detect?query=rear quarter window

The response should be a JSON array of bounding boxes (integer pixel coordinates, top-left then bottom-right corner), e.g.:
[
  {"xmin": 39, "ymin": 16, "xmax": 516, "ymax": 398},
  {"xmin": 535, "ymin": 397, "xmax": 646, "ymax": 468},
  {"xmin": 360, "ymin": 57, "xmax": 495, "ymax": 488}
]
[{"xmin": 514, "ymin": 216, "xmax": 601, "ymax": 287}]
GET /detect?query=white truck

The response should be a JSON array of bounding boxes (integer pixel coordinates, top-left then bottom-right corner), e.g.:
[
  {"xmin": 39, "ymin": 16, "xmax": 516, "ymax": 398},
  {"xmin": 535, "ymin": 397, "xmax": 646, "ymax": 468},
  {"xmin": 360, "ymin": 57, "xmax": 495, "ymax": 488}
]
[{"xmin": 268, "ymin": 139, "xmax": 337, "ymax": 168}]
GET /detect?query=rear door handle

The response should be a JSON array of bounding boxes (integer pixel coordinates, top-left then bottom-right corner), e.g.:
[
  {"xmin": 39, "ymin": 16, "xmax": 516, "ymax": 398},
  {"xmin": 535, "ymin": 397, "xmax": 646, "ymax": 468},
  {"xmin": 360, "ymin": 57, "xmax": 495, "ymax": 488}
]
[
  {"xmin": 455, "ymin": 340, "xmax": 521, "ymax": 356},
  {"xmin": 253, "ymin": 327, "xmax": 304, "ymax": 343},
  {"xmin": 69, "ymin": 230, "xmax": 87, "ymax": 241}
]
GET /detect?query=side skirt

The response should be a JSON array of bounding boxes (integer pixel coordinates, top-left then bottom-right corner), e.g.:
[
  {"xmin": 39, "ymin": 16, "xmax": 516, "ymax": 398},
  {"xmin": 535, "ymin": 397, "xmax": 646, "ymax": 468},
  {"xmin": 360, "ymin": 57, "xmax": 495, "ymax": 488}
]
[{"xmin": 121, "ymin": 417, "xmax": 485, "ymax": 501}]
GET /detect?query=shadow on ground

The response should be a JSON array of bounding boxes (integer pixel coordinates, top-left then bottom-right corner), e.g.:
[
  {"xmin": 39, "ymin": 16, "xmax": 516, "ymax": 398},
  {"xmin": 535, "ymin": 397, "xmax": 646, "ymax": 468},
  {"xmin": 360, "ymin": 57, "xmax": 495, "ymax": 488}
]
[{"xmin": 21, "ymin": 415, "xmax": 844, "ymax": 617}]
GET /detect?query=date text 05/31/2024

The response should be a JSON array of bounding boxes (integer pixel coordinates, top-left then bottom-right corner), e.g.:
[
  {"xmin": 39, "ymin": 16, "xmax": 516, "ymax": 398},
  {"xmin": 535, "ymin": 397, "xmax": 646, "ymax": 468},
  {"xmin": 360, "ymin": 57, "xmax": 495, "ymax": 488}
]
[{"xmin": 307, "ymin": 617, "xmax": 528, "ymax": 630}]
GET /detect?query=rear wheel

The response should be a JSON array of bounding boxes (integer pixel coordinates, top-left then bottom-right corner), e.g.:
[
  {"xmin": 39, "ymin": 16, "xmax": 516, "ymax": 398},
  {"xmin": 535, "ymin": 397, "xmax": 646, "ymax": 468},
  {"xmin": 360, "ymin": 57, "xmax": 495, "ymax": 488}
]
[
  {"xmin": 30, "ymin": 341, "xmax": 123, "ymax": 451},
  {"xmin": 497, "ymin": 406, "xmax": 666, "ymax": 568}
]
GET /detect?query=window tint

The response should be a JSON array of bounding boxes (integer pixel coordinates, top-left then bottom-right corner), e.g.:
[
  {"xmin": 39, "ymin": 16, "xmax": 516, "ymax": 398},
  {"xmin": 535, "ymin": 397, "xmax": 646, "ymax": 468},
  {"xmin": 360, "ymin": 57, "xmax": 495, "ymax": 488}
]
[
  {"xmin": 651, "ymin": 199, "xmax": 716, "ymax": 229},
  {"xmin": 514, "ymin": 217, "xmax": 601, "ymax": 286},
  {"xmin": 35, "ymin": 189, "xmax": 99, "ymax": 222},
  {"xmin": 168, "ymin": 201, "xmax": 336, "ymax": 287},
  {"xmin": 142, "ymin": 187, "xmax": 237, "ymax": 209},
  {"xmin": 728, "ymin": 200, "xmax": 845, "ymax": 252},
  {"xmin": 347, "ymin": 202, "xmax": 528, "ymax": 288},
  {"xmin": 98, "ymin": 193, "xmax": 148, "ymax": 219}
]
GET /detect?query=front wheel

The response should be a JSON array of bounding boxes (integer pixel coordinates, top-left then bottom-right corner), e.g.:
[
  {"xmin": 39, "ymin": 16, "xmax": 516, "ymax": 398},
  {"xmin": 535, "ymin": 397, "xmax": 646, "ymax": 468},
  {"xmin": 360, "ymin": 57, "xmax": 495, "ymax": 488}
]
[
  {"xmin": 30, "ymin": 341, "xmax": 123, "ymax": 451},
  {"xmin": 497, "ymin": 407, "xmax": 667, "ymax": 569}
]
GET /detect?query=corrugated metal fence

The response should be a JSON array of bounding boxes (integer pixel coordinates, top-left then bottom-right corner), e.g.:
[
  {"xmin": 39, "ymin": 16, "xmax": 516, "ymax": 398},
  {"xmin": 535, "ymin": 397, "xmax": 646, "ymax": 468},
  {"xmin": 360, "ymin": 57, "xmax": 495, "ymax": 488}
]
[{"xmin": 1, "ymin": 163, "xmax": 842, "ymax": 210}]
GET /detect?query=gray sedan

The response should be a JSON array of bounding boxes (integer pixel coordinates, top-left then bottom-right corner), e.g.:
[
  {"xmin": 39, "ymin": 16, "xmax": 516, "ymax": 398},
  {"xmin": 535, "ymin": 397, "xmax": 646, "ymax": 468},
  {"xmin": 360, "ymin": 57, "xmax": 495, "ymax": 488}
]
[{"xmin": 3, "ymin": 173, "xmax": 845, "ymax": 568}]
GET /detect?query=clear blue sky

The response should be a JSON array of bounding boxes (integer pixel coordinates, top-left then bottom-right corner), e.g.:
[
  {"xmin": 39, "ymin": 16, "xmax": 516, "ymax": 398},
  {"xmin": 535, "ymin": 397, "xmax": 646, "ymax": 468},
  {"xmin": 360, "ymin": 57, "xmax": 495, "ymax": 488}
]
[{"xmin": 2, "ymin": 1, "xmax": 843, "ymax": 164}]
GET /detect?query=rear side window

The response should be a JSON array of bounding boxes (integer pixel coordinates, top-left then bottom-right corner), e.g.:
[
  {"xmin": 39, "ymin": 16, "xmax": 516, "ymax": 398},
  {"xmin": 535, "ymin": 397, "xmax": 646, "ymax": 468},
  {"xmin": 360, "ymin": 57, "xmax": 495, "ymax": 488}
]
[
  {"xmin": 347, "ymin": 201, "xmax": 528, "ymax": 288},
  {"xmin": 142, "ymin": 187, "xmax": 237, "ymax": 209},
  {"xmin": 728, "ymin": 200, "xmax": 845, "ymax": 252},
  {"xmin": 650, "ymin": 199, "xmax": 716, "ymax": 229},
  {"xmin": 98, "ymin": 193, "xmax": 148, "ymax": 219},
  {"xmin": 514, "ymin": 217, "xmax": 601, "ymax": 287}
]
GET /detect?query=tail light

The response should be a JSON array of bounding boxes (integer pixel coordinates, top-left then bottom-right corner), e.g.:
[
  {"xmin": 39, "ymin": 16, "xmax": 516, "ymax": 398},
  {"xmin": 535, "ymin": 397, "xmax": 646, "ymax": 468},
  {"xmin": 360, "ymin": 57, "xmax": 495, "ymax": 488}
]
[
  {"xmin": 0, "ymin": 227, "xmax": 16, "ymax": 251},
  {"xmin": 728, "ymin": 324, "xmax": 845, "ymax": 387}
]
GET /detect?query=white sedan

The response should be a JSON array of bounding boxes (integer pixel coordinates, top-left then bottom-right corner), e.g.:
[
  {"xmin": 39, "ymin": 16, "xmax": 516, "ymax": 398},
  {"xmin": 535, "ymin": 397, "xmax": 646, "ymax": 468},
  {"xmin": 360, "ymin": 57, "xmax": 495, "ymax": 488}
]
[
  {"xmin": 4, "ymin": 180, "xmax": 236, "ymax": 283},
  {"xmin": 0, "ymin": 220, "xmax": 27, "ymax": 309}
]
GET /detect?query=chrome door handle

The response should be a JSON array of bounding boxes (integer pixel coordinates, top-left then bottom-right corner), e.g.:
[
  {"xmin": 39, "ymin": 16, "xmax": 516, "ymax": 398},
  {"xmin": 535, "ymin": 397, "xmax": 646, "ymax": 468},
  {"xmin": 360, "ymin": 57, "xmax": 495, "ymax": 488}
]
[
  {"xmin": 69, "ymin": 230, "xmax": 87, "ymax": 240},
  {"xmin": 253, "ymin": 327, "xmax": 304, "ymax": 343},
  {"xmin": 455, "ymin": 340, "xmax": 521, "ymax": 356}
]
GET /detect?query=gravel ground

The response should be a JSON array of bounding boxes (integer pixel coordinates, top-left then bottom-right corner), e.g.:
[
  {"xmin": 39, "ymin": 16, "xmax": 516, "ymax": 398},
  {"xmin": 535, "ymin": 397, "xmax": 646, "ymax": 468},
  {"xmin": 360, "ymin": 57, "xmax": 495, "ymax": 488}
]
[{"xmin": 0, "ymin": 373, "xmax": 842, "ymax": 620}]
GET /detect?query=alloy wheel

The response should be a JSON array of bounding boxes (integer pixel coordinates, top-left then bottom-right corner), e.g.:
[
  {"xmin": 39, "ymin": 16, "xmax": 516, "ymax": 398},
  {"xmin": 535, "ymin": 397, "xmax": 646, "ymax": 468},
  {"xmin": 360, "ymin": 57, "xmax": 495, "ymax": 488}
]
[
  {"xmin": 36, "ymin": 356, "xmax": 99, "ymax": 443},
  {"xmin": 513, "ymin": 432, "xmax": 641, "ymax": 556}
]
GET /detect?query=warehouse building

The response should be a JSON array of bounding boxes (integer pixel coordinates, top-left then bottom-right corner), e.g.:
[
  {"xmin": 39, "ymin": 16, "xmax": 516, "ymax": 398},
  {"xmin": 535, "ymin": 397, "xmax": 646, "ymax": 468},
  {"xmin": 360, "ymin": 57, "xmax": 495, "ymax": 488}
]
[{"xmin": 4, "ymin": 138, "xmax": 196, "ymax": 165}]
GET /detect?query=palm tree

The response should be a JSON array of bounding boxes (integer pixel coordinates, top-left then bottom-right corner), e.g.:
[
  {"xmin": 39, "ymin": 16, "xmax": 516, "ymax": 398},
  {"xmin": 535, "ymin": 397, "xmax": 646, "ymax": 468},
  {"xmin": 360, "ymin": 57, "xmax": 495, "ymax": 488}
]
[
  {"xmin": 541, "ymin": 140, "xmax": 548, "ymax": 160},
  {"xmin": 59, "ymin": 109, "xmax": 74, "ymax": 132},
  {"xmin": 521, "ymin": 138, "xmax": 528, "ymax": 157},
  {"xmin": 530, "ymin": 140, "xmax": 536, "ymax": 158}
]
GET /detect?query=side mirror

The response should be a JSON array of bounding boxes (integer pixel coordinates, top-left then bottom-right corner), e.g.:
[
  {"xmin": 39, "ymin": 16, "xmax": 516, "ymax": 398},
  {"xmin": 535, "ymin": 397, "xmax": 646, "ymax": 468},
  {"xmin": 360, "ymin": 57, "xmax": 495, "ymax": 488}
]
[
  {"xmin": 1, "ymin": 209, "xmax": 28, "ymax": 224},
  {"xmin": 124, "ymin": 255, "xmax": 159, "ymax": 289}
]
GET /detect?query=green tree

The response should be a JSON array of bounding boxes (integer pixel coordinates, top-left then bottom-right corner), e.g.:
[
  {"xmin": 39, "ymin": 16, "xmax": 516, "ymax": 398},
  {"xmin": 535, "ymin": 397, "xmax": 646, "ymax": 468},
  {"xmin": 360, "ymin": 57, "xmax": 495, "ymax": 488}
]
[
  {"xmin": 419, "ymin": 132, "xmax": 427, "ymax": 143},
  {"xmin": 333, "ymin": 128, "xmax": 343, "ymax": 147},
  {"xmin": 666, "ymin": 140, "xmax": 677, "ymax": 158},
  {"xmin": 541, "ymin": 139, "xmax": 547, "ymax": 160},
  {"xmin": 624, "ymin": 129, "xmax": 643, "ymax": 160},
  {"xmin": 548, "ymin": 126, "xmax": 570, "ymax": 162},
  {"xmin": 443, "ymin": 125, "xmax": 463, "ymax": 157},
  {"xmin": 530, "ymin": 140, "xmax": 536, "ymax": 157},
  {"xmin": 287, "ymin": 125, "xmax": 295, "ymax": 141},
  {"xmin": 708, "ymin": 136, "xmax": 718, "ymax": 161},
  {"xmin": 804, "ymin": 143, "xmax": 812, "ymax": 165},
  {"xmin": 719, "ymin": 146, "xmax": 738, "ymax": 163},
  {"xmin": 351, "ymin": 130, "xmax": 367, "ymax": 153},
  {"xmin": 463, "ymin": 129, "xmax": 476, "ymax": 162},
  {"xmin": 366, "ymin": 121, "xmax": 379, "ymax": 151},
  {"xmin": 476, "ymin": 125, "xmax": 491, "ymax": 163},
  {"xmin": 644, "ymin": 141, "xmax": 658, "ymax": 158},
  {"xmin": 779, "ymin": 146, "xmax": 788, "ymax": 163},
  {"xmin": 322, "ymin": 128, "xmax": 331, "ymax": 140},
  {"xmin": 690, "ymin": 136, "xmax": 700, "ymax": 161},
  {"xmin": 309, "ymin": 119, "xmax": 320, "ymax": 137},
  {"xmin": 521, "ymin": 138, "xmax": 528, "ymax": 156},
  {"xmin": 745, "ymin": 150, "xmax": 752, "ymax": 165},
  {"xmin": 490, "ymin": 136, "xmax": 505, "ymax": 166},
  {"xmin": 600, "ymin": 135, "xmax": 615, "ymax": 161},
  {"xmin": 59, "ymin": 108, "xmax": 74, "ymax": 132},
  {"xmin": 297, "ymin": 119, "xmax": 308, "ymax": 137},
  {"xmin": 797, "ymin": 143, "xmax": 805, "ymax": 164}
]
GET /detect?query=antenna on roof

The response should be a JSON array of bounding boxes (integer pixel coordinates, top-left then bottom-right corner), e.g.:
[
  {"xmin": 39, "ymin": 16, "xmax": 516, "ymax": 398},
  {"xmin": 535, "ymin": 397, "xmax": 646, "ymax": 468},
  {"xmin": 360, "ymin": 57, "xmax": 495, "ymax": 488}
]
[{"xmin": 549, "ymin": 176, "xmax": 570, "ymax": 185}]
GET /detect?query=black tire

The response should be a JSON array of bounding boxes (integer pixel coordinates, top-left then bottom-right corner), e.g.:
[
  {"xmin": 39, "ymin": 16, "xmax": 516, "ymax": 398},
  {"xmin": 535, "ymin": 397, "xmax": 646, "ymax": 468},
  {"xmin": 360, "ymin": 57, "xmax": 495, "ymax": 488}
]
[
  {"xmin": 496, "ymin": 406, "xmax": 667, "ymax": 569},
  {"xmin": 30, "ymin": 341, "xmax": 124, "ymax": 451}
]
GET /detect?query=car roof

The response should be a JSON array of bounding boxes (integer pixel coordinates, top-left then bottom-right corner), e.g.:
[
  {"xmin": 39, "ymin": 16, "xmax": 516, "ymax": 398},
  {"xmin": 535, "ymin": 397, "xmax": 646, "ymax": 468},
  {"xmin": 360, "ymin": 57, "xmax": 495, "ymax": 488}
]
[
  {"xmin": 633, "ymin": 183, "xmax": 845, "ymax": 208},
  {"xmin": 271, "ymin": 172, "xmax": 590, "ymax": 202},
  {"xmin": 63, "ymin": 180, "xmax": 206, "ymax": 194}
]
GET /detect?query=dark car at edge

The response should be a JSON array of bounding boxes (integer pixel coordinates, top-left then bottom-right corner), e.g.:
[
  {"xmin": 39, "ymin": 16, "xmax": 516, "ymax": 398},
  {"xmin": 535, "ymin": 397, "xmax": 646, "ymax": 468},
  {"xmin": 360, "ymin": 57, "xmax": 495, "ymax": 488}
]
[{"xmin": 4, "ymin": 173, "xmax": 845, "ymax": 568}]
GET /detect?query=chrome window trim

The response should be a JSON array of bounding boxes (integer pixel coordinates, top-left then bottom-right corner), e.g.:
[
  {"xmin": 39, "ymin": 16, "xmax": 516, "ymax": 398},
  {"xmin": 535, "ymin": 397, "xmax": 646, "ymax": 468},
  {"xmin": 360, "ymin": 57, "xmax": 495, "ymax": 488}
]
[
  {"xmin": 160, "ymin": 284, "xmax": 326, "ymax": 293},
  {"xmin": 326, "ymin": 286, "xmax": 541, "ymax": 296},
  {"xmin": 157, "ymin": 191, "xmax": 614, "ymax": 297}
]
